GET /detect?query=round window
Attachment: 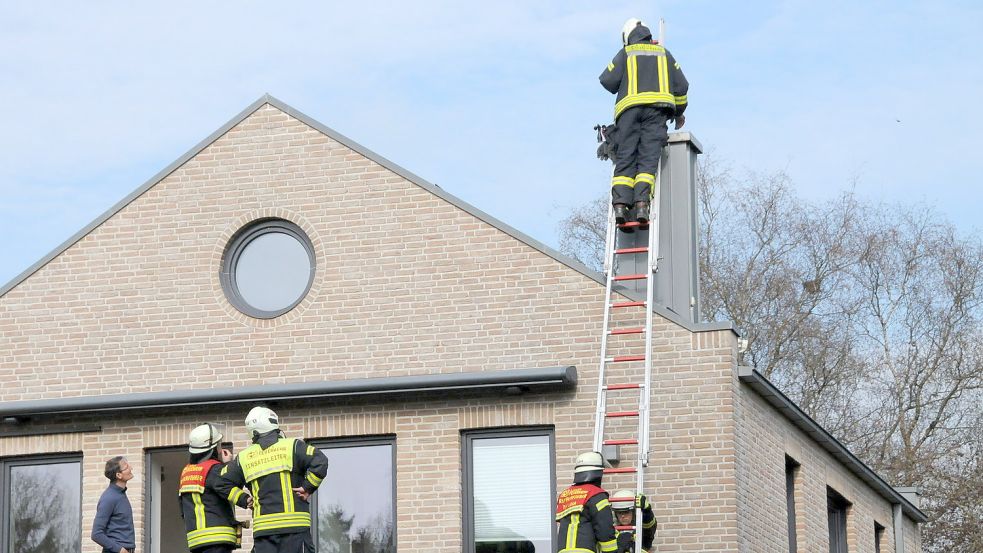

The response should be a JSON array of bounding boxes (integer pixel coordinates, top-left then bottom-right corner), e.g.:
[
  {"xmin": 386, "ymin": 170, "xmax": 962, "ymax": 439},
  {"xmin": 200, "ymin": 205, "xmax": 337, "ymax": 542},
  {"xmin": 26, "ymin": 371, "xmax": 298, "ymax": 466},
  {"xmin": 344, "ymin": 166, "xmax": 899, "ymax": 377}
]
[{"xmin": 221, "ymin": 219, "xmax": 315, "ymax": 318}]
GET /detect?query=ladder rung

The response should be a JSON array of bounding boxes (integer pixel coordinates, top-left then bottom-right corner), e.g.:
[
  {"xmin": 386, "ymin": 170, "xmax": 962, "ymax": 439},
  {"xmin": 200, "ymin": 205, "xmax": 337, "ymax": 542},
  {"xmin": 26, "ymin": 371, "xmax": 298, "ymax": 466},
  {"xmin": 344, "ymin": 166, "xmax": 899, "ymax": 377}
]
[
  {"xmin": 604, "ymin": 467, "xmax": 637, "ymax": 474},
  {"xmin": 615, "ymin": 525, "xmax": 636, "ymax": 531},
  {"xmin": 618, "ymin": 221, "xmax": 648, "ymax": 229},
  {"xmin": 609, "ymin": 327, "xmax": 644, "ymax": 335},
  {"xmin": 610, "ymin": 497, "xmax": 636, "ymax": 504},
  {"xmin": 603, "ymin": 439, "xmax": 638, "ymax": 445},
  {"xmin": 611, "ymin": 301, "xmax": 646, "ymax": 308},
  {"xmin": 605, "ymin": 383, "xmax": 643, "ymax": 390},
  {"xmin": 613, "ymin": 274, "xmax": 646, "ymax": 282},
  {"xmin": 608, "ymin": 355, "xmax": 645, "ymax": 363},
  {"xmin": 606, "ymin": 411, "xmax": 640, "ymax": 418},
  {"xmin": 615, "ymin": 247, "xmax": 648, "ymax": 255}
]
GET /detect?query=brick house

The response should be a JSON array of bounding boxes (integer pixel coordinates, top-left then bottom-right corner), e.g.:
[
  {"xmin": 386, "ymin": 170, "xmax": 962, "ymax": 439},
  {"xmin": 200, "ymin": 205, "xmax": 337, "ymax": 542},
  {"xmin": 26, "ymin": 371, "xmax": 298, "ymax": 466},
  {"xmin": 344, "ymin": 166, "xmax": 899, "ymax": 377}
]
[{"xmin": 0, "ymin": 95, "xmax": 924, "ymax": 552}]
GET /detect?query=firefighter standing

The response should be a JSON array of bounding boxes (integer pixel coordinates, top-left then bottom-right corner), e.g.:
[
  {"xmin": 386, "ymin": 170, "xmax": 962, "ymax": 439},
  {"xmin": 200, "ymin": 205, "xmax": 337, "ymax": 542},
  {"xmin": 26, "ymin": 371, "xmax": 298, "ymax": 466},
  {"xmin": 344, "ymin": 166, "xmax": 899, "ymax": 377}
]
[
  {"xmin": 610, "ymin": 489, "xmax": 657, "ymax": 553},
  {"xmin": 599, "ymin": 17, "xmax": 689, "ymax": 228},
  {"xmin": 216, "ymin": 407, "xmax": 329, "ymax": 553},
  {"xmin": 179, "ymin": 423, "xmax": 252, "ymax": 553},
  {"xmin": 555, "ymin": 451, "xmax": 618, "ymax": 553}
]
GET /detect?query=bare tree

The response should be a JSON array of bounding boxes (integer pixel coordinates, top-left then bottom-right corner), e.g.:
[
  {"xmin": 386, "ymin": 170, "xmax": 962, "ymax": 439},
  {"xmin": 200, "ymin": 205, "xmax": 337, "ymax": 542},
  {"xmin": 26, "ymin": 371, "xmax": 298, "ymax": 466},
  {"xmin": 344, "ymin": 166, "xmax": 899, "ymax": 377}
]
[{"xmin": 557, "ymin": 154, "xmax": 983, "ymax": 550}]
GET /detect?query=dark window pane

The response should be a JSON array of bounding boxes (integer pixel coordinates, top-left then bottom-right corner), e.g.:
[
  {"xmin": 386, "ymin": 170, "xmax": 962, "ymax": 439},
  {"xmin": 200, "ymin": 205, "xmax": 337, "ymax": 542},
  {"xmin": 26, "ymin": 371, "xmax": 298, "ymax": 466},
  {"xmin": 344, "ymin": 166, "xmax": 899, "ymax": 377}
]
[
  {"xmin": 316, "ymin": 444, "xmax": 394, "ymax": 553},
  {"xmin": 785, "ymin": 457, "xmax": 798, "ymax": 553},
  {"xmin": 235, "ymin": 232, "xmax": 312, "ymax": 311},
  {"xmin": 7, "ymin": 461, "xmax": 81, "ymax": 553},
  {"xmin": 470, "ymin": 435, "xmax": 551, "ymax": 553}
]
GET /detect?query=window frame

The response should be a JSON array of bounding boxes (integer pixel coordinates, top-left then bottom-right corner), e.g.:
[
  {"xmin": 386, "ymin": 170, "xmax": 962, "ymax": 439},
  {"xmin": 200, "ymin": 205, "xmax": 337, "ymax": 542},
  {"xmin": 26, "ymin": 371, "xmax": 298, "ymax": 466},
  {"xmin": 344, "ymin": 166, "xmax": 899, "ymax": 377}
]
[
  {"xmin": 461, "ymin": 426, "xmax": 556, "ymax": 553},
  {"xmin": 309, "ymin": 435, "xmax": 397, "ymax": 552},
  {"xmin": 827, "ymin": 486, "xmax": 851, "ymax": 553},
  {"xmin": 874, "ymin": 521, "xmax": 885, "ymax": 553},
  {"xmin": 220, "ymin": 218, "xmax": 317, "ymax": 319},
  {"xmin": 785, "ymin": 455, "xmax": 800, "ymax": 553},
  {"xmin": 0, "ymin": 454, "xmax": 83, "ymax": 553}
]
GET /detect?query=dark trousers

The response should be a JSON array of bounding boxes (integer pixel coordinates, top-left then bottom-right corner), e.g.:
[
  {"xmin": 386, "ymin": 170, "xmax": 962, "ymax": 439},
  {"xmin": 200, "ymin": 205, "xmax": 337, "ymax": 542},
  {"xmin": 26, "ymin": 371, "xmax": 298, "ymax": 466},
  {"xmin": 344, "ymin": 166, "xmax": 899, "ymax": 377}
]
[
  {"xmin": 192, "ymin": 545, "xmax": 234, "ymax": 553},
  {"xmin": 253, "ymin": 531, "xmax": 312, "ymax": 553},
  {"xmin": 611, "ymin": 105, "xmax": 670, "ymax": 206}
]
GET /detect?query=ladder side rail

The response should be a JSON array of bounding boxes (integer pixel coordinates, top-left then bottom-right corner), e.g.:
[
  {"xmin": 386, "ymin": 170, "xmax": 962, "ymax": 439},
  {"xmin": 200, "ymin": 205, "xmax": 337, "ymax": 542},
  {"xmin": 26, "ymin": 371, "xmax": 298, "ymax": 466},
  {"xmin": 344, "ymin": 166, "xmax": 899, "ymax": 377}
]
[{"xmin": 592, "ymin": 202, "xmax": 618, "ymax": 452}]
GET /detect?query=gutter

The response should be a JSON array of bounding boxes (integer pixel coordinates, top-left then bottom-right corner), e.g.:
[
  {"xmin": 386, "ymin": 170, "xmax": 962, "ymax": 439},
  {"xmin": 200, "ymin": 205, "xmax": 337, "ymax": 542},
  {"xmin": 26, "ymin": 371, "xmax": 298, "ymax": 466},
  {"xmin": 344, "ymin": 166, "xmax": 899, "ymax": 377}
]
[
  {"xmin": 0, "ymin": 366, "xmax": 577, "ymax": 418},
  {"xmin": 738, "ymin": 366, "xmax": 928, "ymax": 524}
]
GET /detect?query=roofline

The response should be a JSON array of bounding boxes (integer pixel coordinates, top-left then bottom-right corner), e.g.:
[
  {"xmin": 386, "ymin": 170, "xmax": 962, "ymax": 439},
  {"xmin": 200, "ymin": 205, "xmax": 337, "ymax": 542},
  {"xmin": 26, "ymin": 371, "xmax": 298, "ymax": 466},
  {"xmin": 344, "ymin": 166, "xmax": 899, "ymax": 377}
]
[
  {"xmin": 738, "ymin": 366, "xmax": 928, "ymax": 523},
  {"xmin": 0, "ymin": 366, "xmax": 577, "ymax": 418},
  {"xmin": 0, "ymin": 94, "xmax": 733, "ymax": 335}
]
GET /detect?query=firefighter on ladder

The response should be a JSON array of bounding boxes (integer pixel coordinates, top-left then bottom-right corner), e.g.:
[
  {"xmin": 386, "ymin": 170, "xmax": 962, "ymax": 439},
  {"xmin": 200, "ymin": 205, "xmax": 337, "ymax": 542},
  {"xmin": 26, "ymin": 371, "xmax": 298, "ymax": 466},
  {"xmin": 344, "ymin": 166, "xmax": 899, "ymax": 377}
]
[
  {"xmin": 178, "ymin": 423, "xmax": 252, "ymax": 553},
  {"xmin": 610, "ymin": 489, "xmax": 657, "ymax": 553},
  {"xmin": 555, "ymin": 452, "xmax": 618, "ymax": 553},
  {"xmin": 599, "ymin": 17, "xmax": 689, "ymax": 229},
  {"xmin": 216, "ymin": 407, "xmax": 329, "ymax": 553}
]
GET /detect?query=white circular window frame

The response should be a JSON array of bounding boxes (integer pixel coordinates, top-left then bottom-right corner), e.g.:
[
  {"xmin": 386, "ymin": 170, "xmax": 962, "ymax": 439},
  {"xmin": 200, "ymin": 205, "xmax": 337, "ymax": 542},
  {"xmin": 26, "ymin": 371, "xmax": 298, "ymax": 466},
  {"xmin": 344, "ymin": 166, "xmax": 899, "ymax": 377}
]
[{"xmin": 220, "ymin": 216, "xmax": 317, "ymax": 320}]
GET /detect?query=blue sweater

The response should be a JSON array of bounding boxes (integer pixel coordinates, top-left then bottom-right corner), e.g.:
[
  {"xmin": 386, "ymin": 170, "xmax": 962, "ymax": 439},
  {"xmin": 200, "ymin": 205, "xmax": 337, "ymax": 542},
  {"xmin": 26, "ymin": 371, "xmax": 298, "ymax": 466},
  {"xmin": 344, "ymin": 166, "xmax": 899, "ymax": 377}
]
[{"xmin": 91, "ymin": 484, "xmax": 135, "ymax": 553}]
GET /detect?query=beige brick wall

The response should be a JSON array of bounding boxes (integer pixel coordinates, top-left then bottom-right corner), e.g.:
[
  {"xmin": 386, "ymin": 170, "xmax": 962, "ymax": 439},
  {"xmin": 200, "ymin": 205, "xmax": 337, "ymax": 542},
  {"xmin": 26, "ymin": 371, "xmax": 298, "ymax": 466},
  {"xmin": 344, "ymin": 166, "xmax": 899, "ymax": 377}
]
[
  {"xmin": 735, "ymin": 383, "xmax": 921, "ymax": 552},
  {"xmin": 0, "ymin": 102, "xmax": 918, "ymax": 552}
]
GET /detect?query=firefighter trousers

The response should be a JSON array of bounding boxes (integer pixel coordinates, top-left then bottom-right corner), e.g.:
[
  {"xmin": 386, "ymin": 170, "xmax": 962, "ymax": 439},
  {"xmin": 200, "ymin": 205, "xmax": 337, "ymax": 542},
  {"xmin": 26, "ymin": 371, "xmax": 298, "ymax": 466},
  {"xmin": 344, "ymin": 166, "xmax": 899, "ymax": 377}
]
[
  {"xmin": 611, "ymin": 105, "xmax": 670, "ymax": 207},
  {"xmin": 252, "ymin": 531, "xmax": 311, "ymax": 553}
]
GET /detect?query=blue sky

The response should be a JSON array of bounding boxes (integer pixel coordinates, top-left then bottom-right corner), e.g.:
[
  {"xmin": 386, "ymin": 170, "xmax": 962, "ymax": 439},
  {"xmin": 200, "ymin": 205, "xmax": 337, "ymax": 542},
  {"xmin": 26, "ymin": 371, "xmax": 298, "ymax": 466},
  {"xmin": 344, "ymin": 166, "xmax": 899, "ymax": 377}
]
[{"xmin": 2, "ymin": 1, "xmax": 981, "ymax": 288}]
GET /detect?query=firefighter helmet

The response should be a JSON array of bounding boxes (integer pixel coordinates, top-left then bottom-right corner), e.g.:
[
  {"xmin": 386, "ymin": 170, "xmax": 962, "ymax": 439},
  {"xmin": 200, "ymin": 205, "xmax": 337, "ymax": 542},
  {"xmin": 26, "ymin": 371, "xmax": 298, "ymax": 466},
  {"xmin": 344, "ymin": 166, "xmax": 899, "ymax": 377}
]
[
  {"xmin": 622, "ymin": 18, "xmax": 646, "ymax": 45},
  {"xmin": 245, "ymin": 406, "xmax": 279, "ymax": 436},
  {"xmin": 573, "ymin": 451, "xmax": 610, "ymax": 484},
  {"xmin": 188, "ymin": 423, "xmax": 223, "ymax": 454},
  {"xmin": 611, "ymin": 489, "xmax": 636, "ymax": 511}
]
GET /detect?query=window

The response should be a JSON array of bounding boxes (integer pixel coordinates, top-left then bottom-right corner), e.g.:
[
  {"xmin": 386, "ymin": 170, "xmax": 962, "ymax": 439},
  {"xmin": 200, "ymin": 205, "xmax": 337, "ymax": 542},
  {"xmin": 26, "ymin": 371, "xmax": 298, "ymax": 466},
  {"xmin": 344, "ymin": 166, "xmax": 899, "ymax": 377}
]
[
  {"xmin": 312, "ymin": 437, "xmax": 395, "ymax": 553},
  {"xmin": 220, "ymin": 218, "xmax": 316, "ymax": 318},
  {"xmin": 827, "ymin": 487, "xmax": 851, "ymax": 553},
  {"xmin": 0, "ymin": 455, "xmax": 82, "ymax": 553},
  {"xmin": 874, "ymin": 522, "xmax": 885, "ymax": 553},
  {"xmin": 785, "ymin": 456, "xmax": 799, "ymax": 553},
  {"xmin": 463, "ymin": 428, "xmax": 555, "ymax": 553}
]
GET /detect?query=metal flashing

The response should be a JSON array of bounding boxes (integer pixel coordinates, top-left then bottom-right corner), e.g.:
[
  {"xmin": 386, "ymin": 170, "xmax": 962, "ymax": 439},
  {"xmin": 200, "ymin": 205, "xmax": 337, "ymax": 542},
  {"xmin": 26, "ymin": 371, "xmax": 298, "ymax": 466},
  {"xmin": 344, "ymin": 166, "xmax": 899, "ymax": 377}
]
[
  {"xmin": 738, "ymin": 366, "xmax": 928, "ymax": 523},
  {"xmin": 0, "ymin": 94, "xmax": 732, "ymax": 335},
  {"xmin": 0, "ymin": 366, "xmax": 578, "ymax": 418}
]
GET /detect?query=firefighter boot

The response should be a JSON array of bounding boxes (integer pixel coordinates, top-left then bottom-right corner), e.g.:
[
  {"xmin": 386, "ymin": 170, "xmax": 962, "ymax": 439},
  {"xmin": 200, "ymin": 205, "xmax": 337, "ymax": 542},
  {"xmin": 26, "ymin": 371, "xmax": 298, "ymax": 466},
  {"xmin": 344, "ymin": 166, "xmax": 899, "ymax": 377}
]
[
  {"xmin": 634, "ymin": 201, "xmax": 650, "ymax": 225},
  {"xmin": 614, "ymin": 204, "xmax": 634, "ymax": 233}
]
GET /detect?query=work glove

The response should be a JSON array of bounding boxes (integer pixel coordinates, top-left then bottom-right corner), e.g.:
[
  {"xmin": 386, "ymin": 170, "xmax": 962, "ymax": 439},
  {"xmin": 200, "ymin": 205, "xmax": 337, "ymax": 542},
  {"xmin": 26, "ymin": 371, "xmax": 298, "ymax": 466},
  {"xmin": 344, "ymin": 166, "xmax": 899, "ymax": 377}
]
[
  {"xmin": 635, "ymin": 493, "xmax": 650, "ymax": 510},
  {"xmin": 673, "ymin": 114, "xmax": 686, "ymax": 130}
]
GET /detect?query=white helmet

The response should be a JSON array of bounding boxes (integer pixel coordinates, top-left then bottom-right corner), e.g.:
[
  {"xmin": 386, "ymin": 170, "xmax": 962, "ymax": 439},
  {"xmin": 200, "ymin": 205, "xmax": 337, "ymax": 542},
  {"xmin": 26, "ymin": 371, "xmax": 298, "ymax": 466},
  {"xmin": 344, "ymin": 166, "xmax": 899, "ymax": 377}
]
[
  {"xmin": 245, "ymin": 406, "xmax": 279, "ymax": 436},
  {"xmin": 622, "ymin": 18, "xmax": 646, "ymax": 45},
  {"xmin": 189, "ymin": 423, "xmax": 223, "ymax": 454},
  {"xmin": 611, "ymin": 489, "xmax": 636, "ymax": 511},
  {"xmin": 573, "ymin": 451, "xmax": 611, "ymax": 484}
]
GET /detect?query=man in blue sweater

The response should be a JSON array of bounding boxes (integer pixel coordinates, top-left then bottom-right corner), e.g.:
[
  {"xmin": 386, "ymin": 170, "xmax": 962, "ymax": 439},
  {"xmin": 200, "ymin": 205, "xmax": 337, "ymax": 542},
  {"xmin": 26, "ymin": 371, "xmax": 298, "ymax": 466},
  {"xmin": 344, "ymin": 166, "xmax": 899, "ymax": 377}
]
[{"xmin": 91, "ymin": 456, "xmax": 137, "ymax": 553}]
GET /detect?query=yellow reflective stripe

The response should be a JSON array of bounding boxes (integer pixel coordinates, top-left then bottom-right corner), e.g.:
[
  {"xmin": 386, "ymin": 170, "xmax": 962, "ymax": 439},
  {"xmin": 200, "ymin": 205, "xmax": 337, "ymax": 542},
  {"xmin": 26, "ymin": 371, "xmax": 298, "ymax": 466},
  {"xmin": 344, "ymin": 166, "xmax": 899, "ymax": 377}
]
[
  {"xmin": 628, "ymin": 55, "xmax": 638, "ymax": 96},
  {"xmin": 556, "ymin": 504, "xmax": 584, "ymax": 520},
  {"xmin": 306, "ymin": 471, "xmax": 322, "ymax": 487},
  {"xmin": 607, "ymin": 62, "xmax": 615, "ymax": 71},
  {"xmin": 615, "ymin": 91, "xmax": 676, "ymax": 118},
  {"xmin": 227, "ymin": 487, "xmax": 243, "ymax": 505},
  {"xmin": 306, "ymin": 445, "xmax": 315, "ymax": 456},
  {"xmin": 674, "ymin": 94, "xmax": 687, "ymax": 105},
  {"xmin": 253, "ymin": 481, "xmax": 262, "ymax": 514},
  {"xmin": 253, "ymin": 512, "xmax": 312, "ymax": 532},
  {"xmin": 599, "ymin": 537, "xmax": 618, "ymax": 552},
  {"xmin": 191, "ymin": 493, "xmax": 206, "ymax": 529},
  {"xmin": 596, "ymin": 498, "xmax": 610, "ymax": 511},
  {"xmin": 566, "ymin": 513, "xmax": 579, "ymax": 549},
  {"xmin": 625, "ymin": 44, "xmax": 664, "ymax": 53},
  {"xmin": 658, "ymin": 55, "xmax": 669, "ymax": 97},
  {"xmin": 643, "ymin": 517, "xmax": 658, "ymax": 529},
  {"xmin": 187, "ymin": 526, "xmax": 238, "ymax": 547},
  {"xmin": 674, "ymin": 61, "xmax": 681, "ymax": 69},
  {"xmin": 634, "ymin": 173, "xmax": 655, "ymax": 185},
  {"xmin": 612, "ymin": 176, "xmax": 635, "ymax": 188},
  {"xmin": 558, "ymin": 550, "xmax": 596, "ymax": 553},
  {"xmin": 280, "ymin": 472, "xmax": 293, "ymax": 513}
]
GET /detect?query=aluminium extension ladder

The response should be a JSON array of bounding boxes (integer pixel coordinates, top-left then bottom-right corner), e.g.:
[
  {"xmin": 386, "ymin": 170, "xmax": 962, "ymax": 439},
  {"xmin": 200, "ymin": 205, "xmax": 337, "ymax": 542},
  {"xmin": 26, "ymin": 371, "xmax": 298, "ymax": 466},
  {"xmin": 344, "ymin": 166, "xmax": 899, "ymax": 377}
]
[{"xmin": 592, "ymin": 141, "xmax": 663, "ymax": 553}]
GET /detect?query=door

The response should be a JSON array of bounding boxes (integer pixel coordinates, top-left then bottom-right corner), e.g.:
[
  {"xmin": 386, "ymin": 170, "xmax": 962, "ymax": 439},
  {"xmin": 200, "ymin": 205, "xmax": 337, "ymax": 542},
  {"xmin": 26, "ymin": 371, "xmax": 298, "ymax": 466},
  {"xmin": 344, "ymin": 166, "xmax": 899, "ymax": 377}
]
[{"xmin": 145, "ymin": 448, "xmax": 189, "ymax": 553}]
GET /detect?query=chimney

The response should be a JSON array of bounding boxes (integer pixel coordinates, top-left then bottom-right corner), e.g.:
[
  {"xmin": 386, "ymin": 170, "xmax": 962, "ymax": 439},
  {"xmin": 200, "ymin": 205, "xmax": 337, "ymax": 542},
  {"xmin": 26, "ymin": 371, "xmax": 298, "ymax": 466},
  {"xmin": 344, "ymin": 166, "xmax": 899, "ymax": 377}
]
[{"xmin": 614, "ymin": 132, "xmax": 702, "ymax": 325}]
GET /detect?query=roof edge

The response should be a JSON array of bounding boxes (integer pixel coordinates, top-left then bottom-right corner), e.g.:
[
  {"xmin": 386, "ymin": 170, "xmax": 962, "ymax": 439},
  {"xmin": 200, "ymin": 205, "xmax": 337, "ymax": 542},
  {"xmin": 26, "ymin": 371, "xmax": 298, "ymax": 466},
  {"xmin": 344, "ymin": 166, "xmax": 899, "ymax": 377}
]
[
  {"xmin": 738, "ymin": 366, "xmax": 928, "ymax": 523},
  {"xmin": 0, "ymin": 95, "xmax": 274, "ymax": 297},
  {"xmin": 0, "ymin": 366, "xmax": 578, "ymax": 418}
]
